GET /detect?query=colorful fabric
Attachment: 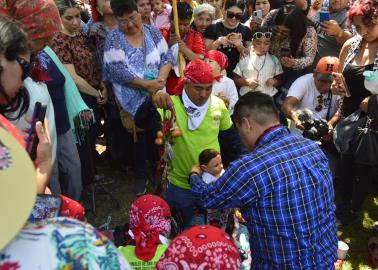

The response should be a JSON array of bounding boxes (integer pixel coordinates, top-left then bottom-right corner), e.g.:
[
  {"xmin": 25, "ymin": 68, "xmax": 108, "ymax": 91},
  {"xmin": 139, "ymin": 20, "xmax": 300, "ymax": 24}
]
[
  {"xmin": 190, "ymin": 126, "xmax": 338, "ymax": 269},
  {"xmin": 88, "ymin": 21, "xmax": 112, "ymax": 74},
  {"xmin": 0, "ymin": 217, "xmax": 132, "ymax": 269},
  {"xmin": 118, "ymin": 244, "xmax": 167, "ymax": 270},
  {"xmin": 184, "ymin": 59, "xmax": 214, "ymax": 84},
  {"xmin": 28, "ymin": 195, "xmax": 61, "ymax": 222},
  {"xmin": 160, "ymin": 95, "xmax": 232, "ymax": 189},
  {"xmin": 128, "ymin": 194, "xmax": 171, "ymax": 262},
  {"xmin": 204, "ymin": 50, "xmax": 228, "ymax": 71},
  {"xmin": 51, "ymin": 31, "xmax": 101, "ymax": 88},
  {"xmin": 103, "ymin": 25, "xmax": 173, "ymax": 116},
  {"xmin": 60, "ymin": 195, "xmax": 85, "ymax": 221},
  {"xmin": 43, "ymin": 46, "xmax": 94, "ymax": 144},
  {"xmin": 0, "ymin": 0, "xmax": 61, "ymax": 40},
  {"xmin": 0, "ymin": 115, "xmax": 25, "ymax": 147},
  {"xmin": 151, "ymin": 3, "xmax": 172, "ymax": 30},
  {"xmin": 155, "ymin": 225, "xmax": 241, "ymax": 269}
]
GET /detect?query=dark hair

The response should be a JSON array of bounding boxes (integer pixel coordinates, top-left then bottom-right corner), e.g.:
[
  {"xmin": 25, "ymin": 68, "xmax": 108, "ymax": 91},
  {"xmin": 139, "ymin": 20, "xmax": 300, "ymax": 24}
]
[
  {"xmin": 111, "ymin": 0, "xmax": 138, "ymax": 17},
  {"xmin": 348, "ymin": 0, "xmax": 378, "ymax": 26},
  {"xmin": 199, "ymin": 149, "xmax": 220, "ymax": 165},
  {"xmin": 176, "ymin": 2, "xmax": 193, "ymax": 21},
  {"xmin": 0, "ymin": 15, "xmax": 30, "ymax": 120},
  {"xmin": 54, "ymin": 0, "xmax": 81, "ymax": 16},
  {"xmin": 233, "ymin": 92, "xmax": 279, "ymax": 125},
  {"xmin": 223, "ymin": 0, "xmax": 245, "ymax": 11},
  {"xmin": 253, "ymin": 25, "xmax": 271, "ymax": 34},
  {"xmin": 274, "ymin": 4, "xmax": 313, "ymax": 56}
]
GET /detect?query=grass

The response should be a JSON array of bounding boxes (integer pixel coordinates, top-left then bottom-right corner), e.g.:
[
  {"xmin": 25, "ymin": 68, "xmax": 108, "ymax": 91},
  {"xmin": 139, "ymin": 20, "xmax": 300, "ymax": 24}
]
[{"xmin": 88, "ymin": 143, "xmax": 378, "ymax": 269}]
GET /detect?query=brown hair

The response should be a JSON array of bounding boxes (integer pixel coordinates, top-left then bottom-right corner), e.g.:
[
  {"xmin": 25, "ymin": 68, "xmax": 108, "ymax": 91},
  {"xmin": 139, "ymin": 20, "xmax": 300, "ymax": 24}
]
[{"xmin": 199, "ymin": 149, "xmax": 220, "ymax": 165}]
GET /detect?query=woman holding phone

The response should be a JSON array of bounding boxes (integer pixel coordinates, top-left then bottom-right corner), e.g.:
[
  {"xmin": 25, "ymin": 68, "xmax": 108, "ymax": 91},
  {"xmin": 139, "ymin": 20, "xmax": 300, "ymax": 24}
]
[
  {"xmin": 244, "ymin": 0, "xmax": 272, "ymax": 31},
  {"xmin": 331, "ymin": 0, "xmax": 378, "ymax": 225}
]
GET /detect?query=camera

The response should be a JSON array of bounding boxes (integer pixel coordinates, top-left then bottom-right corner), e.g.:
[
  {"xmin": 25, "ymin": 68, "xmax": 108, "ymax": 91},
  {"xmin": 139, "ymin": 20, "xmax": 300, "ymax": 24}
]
[{"xmin": 297, "ymin": 109, "xmax": 329, "ymax": 140}]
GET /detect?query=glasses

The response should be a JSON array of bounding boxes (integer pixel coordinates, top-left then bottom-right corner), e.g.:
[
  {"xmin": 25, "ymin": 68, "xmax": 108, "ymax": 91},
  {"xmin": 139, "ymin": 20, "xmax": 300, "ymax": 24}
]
[
  {"xmin": 315, "ymin": 94, "xmax": 331, "ymax": 112},
  {"xmin": 253, "ymin": 32, "xmax": 272, "ymax": 39},
  {"xmin": 117, "ymin": 14, "xmax": 139, "ymax": 26},
  {"xmin": 226, "ymin": 11, "xmax": 243, "ymax": 20},
  {"xmin": 15, "ymin": 56, "xmax": 31, "ymax": 80}
]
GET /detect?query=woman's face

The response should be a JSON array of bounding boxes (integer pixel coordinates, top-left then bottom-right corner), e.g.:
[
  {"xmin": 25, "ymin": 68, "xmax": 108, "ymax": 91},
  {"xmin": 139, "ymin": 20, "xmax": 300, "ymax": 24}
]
[
  {"xmin": 208, "ymin": 0, "xmax": 223, "ymax": 12},
  {"xmin": 61, "ymin": 7, "xmax": 82, "ymax": 35},
  {"xmin": 255, "ymin": 0, "xmax": 270, "ymax": 17},
  {"xmin": 137, "ymin": 0, "xmax": 152, "ymax": 19},
  {"xmin": 0, "ymin": 53, "xmax": 31, "ymax": 104},
  {"xmin": 353, "ymin": 15, "xmax": 378, "ymax": 42},
  {"xmin": 117, "ymin": 11, "xmax": 143, "ymax": 35},
  {"xmin": 96, "ymin": 0, "xmax": 113, "ymax": 16},
  {"xmin": 223, "ymin": 6, "xmax": 243, "ymax": 28},
  {"xmin": 194, "ymin": 12, "xmax": 213, "ymax": 33},
  {"xmin": 274, "ymin": 24, "xmax": 290, "ymax": 40}
]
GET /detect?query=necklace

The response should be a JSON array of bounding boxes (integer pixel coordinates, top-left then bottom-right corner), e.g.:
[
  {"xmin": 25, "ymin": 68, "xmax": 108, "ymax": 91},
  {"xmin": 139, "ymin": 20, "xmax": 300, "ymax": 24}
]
[{"xmin": 251, "ymin": 54, "xmax": 267, "ymax": 80}]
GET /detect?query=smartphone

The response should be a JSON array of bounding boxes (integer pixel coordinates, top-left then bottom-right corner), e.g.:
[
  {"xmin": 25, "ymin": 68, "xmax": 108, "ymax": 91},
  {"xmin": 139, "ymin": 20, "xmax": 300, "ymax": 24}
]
[
  {"xmin": 253, "ymin": 10, "xmax": 263, "ymax": 19},
  {"xmin": 319, "ymin": 10, "xmax": 330, "ymax": 22},
  {"xmin": 26, "ymin": 102, "xmax": 47, "ymax": 161},
  {"xmin": 281, "ymin": 47, "xmax": 291, "ymax": 57}
]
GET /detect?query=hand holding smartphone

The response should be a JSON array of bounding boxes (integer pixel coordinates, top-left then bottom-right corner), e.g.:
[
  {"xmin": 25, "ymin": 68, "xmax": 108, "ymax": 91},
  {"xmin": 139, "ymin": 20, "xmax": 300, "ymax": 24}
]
[
  {"xmin": 280, "ymin": 47, "xmax": 291, "ymax": 57},
  {"xmin": 25, "ymin": 102, "xmax": 47, "ymax": 161},
  {"xmin": 253, "ymin": 10, "xmax": 263, "ymax": 19}
]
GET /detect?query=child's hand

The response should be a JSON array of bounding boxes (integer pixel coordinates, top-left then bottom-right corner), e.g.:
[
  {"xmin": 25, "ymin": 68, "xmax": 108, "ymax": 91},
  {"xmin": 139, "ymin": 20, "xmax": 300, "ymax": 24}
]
[
  {"xmin": 191, "ymin": 165, "xmax": 202, "ymax": 175},
  {"xmin": 246, "ymin": 78, "xmax": 259, "ymax": 89},
  {"xmin": 266, "ymin": 78, "xmax": 276, "ymax": 87}
]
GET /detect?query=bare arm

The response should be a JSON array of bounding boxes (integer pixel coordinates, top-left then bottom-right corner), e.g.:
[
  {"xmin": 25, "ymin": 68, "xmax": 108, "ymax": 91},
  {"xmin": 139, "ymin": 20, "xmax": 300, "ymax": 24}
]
[
  {"xmin": 282, "ymin": 96, "xmax": 304, "ymax": 129},
  {"xmin": 64, "ymin": 64, "xmax": 99, "ymax": 98}
]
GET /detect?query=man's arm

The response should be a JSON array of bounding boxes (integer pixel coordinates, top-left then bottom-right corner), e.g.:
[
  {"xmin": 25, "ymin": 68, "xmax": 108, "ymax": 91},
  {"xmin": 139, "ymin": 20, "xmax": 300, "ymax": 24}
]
[{"xmin": 282, "ymin": 96, "xmax": 304, "ymax": 130}]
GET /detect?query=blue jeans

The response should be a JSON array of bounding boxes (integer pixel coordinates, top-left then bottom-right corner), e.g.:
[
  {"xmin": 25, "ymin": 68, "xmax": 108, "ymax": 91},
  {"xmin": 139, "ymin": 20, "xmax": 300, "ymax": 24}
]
[{"xmin": 165, "ymin": 183, "xmax": 198, "ymax": 228}]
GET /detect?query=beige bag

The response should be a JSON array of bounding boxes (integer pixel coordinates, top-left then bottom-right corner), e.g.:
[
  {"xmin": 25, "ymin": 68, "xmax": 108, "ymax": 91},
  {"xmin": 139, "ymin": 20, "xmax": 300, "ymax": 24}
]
[{"xmin": 119, "ymin": 109, "xmax": 143, "ymax": 142}]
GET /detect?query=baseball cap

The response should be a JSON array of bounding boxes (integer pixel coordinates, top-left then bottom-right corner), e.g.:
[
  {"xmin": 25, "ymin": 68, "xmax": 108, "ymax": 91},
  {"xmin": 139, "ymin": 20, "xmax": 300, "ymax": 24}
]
[
  {"xmin": 0, "ymin": 119, "xmax": 36, "ymax": 250},
  {"xmin": 314, "ymin": 56, "xmax": 340, "ymax": 81}
]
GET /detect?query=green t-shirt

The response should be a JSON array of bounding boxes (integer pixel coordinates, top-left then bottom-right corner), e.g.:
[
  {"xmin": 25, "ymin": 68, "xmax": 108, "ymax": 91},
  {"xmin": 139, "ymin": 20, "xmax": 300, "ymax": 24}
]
[
  {"xmin": 118, "ymin": 244, "xmax": 167, "ymax": 270},
  {"xmin": 161, "ymin": 95, "xmax": 232, "ymax": 189}
]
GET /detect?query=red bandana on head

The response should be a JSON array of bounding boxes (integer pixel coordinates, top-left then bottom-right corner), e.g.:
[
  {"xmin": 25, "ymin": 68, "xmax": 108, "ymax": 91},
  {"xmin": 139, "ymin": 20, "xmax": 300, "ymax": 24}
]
[
  {"xmin": 155, "ymin": 225, "xmax": 242, "ymax": 270},
  {"xmin": 128, "ymin": 194, "xmax": 171, "ymax": 262},
  {"xmin": 172, "ymin": 59, "xmax": 215, "ymax": 95},
  {"xmin": 204, "ymin": 50, "xmax": 229, "ymax": 71}
]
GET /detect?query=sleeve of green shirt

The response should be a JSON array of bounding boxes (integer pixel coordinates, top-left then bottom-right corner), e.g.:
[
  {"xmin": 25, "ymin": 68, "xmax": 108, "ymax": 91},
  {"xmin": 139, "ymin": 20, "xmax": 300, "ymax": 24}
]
[{"xmin": 220, "ymin": 104, "xmax": 233, "ymax": 131}]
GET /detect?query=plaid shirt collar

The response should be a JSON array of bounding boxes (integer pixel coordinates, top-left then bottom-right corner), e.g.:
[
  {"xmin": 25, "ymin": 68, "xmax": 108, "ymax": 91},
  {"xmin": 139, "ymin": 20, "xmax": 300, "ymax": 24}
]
[{"xmin": 255, "ymin": 124, "xmax": 285, "ymax": 148}]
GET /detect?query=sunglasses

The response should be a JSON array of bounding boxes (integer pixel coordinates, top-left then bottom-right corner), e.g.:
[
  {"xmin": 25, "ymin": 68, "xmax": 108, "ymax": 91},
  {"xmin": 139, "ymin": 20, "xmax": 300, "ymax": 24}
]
[
  {"xmin": 253, "ymin": 32, "xmax": 272, "ymax": 39},
  {"xmin": 15, "ymin": 56, "xmax": 31, "ymax": 80},
  {"xmin": 226, "ymin": 11, "xmax": 243, "ymax": 20},
  {"xmin": 315, "ymin": 94, "xmax": 331, "ymax": 112}
]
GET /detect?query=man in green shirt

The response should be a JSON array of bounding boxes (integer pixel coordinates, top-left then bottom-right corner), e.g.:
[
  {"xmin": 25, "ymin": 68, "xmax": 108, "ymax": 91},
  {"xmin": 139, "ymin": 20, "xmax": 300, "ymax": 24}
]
[{"xmin": 153, "ymin": 59, "xmax": 243, "ymax": 227}]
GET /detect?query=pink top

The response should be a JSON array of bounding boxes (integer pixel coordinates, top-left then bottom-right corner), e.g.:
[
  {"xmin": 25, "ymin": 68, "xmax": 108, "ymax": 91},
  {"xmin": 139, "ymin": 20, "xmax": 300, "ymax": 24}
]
[{"xmin": 151, "ymin": 4, "xmax": 172, "ymax": 29}]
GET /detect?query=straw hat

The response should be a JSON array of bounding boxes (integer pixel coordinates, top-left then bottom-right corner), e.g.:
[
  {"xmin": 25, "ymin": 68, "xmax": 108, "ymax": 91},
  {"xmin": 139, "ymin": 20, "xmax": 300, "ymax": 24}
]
[{"xmin": 0, "ymin": 123, "xmax": 36, "ymax": 250}]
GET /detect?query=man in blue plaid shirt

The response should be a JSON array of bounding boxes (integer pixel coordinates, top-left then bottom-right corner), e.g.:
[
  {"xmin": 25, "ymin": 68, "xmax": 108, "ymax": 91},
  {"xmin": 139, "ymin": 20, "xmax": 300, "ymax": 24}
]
[{"xmin": 190, "ymin": 92, "xmax": 338, "ymax": 269}]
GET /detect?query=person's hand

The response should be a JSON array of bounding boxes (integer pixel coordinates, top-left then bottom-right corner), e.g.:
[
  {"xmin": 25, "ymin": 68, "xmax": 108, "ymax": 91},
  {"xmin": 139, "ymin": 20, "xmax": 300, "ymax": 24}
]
[
  {"xmin": 177, "ymin": 39, "xmax": 189, "ymax": 54},
  {"xmin": 331, "ymin": 72, "xmax": 348, "ymax": 96},
  {"xmin": 322, "ymin": 123, "xmax": 334, "ymax": 141},
  {"xmin": 360, "ymin": 96, "xmax": 370, "ymax": 112},
  {"xmin": 246, "ymin": 78, "xmax": 259, "ymax": 89},
  {"xmin": 34, "ymin": 119, "xmax": 53, "ymax": 194},
  {"xmin": 281, "ymin": 56, "xmax": 296, "ymax": 68},
  {"xmin": 266, "ymin": 78, "xmax": 276, "ymax": 87},
  {"xmin": 217, "ymin": 92, "xmax": 230, "ymax": 108},
  {"xmin": 144, "ymin": 79, "xmax": 165, "ymax": 94},
  {"xmin": 169, "ymin": 32, "xmax": 181, "ymax": 47},
  {"xmin": 250, "ymin": 17, "xmax": 263, "ymax": 31},
  {"xmin": 295, "ymin": 119, "xmax": 305, "ymax": 130},
  {"xmin": 321, "ymin": 20, "xmax": 342, "ymax": 36},
  {"xmin": 215, "ymin": 36, "xmax": 230, "ymax": 47},
  {"xmin": 152, "ymin": 90, "xmax": 174, "ymax": 109},
  {"xmin": 96, "ymin": 87, "xmax": 108, "ymax": 105},
  {"xmin": 191, "ymin": 165, "xmax": 202, "ymax": 175},
  {"xmin": 311, "ymin": 0, "xmax": 323, "ymax": 9}
]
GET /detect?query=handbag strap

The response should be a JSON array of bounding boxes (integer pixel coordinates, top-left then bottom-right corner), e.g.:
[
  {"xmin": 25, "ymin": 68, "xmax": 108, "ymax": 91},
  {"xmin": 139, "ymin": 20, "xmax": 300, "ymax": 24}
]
[{"xmin": 326, "ymin": 92, "xmax": 333, "ymax": 121}]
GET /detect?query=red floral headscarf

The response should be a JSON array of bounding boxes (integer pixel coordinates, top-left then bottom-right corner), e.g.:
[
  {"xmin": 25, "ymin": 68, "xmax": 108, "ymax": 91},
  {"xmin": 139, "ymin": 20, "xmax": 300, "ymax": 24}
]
[
  {"xmin": 155, "ymin": 225, "xmax": 242, "ymax": 270},
  {"xmin": 0, "ymin": 115, "xmax": 25, "ymax": 147},
  {"xmin": 204, "ymin": 50, "xmax": 229, "ymax": 71},
  {"xmin": 128, "ymin": 194, "xmax": 171, "ymax": 262},
  {"xmin": 0, "ymin": 0, "xmax": 62, "ymax": 40}
]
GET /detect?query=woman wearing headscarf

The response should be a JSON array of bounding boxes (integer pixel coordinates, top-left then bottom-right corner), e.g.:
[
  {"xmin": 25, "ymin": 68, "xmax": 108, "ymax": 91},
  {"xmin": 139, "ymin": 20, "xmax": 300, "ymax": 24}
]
[
  {"xmin": 118, "ymin": 194, "xmax": 171, "ymax": 269},
  {"xmin": 192, "ymin": 3, "xmax": 216, "ymax": 33},
  {"xmin": 155, "ymin": 225, "xmax": 242, "ymax": 270}
]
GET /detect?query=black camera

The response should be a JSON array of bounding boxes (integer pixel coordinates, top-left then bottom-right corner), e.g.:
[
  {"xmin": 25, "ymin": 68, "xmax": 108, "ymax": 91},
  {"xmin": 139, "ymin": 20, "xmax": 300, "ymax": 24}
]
[{"xmin": 297, "ymin": 109, "xmax": 329, "ymax": 141}]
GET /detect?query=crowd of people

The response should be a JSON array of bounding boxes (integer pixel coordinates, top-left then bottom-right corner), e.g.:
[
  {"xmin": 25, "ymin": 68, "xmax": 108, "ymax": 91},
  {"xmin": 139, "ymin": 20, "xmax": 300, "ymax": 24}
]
[{"xmin": 0, "ymin": 0, "xmax": 377, "ymax": 269}]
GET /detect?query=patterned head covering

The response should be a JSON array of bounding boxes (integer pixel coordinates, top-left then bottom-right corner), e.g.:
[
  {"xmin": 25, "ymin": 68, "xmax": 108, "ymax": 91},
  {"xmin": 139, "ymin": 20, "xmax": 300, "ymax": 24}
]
[
  {"xmin": 155, "ymin": 225, "xmax": 242, "ymax": 270},
  {"xmin": 128, "ymin": 194, "xmax": 171, "ymax": 262},
  {"xmin": 184, "ymin": 59, "xmax": 215, "ymax": 84},
  {"xmin": 0, "ymin": 0, "xmax": 62, "ymax": 40},
  {"xmin": 204, "ymin": 50, "xmax": 228, "ymax": 71}
]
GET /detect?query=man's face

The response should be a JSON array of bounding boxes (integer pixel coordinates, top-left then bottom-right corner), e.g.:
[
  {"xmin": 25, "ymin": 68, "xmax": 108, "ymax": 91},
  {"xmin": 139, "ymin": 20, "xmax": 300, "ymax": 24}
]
[
  {"xmin": 185, "ymin": 82, "xmax": 213, "ymax": 106},
  {"xmin": 329, "ymin": 0, "xmax": 348, "ymax": 12},
  {"xmin": 314, "ymin": 73, "xmax": 333, "ymax": 94},
  {"xmin": 179, "ymin": 19, "xmax": 191, "ymax": 37}
]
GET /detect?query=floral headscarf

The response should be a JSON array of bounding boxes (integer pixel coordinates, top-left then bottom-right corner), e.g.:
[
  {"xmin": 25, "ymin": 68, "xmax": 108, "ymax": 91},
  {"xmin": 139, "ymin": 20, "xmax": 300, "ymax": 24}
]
[
  {"xmin": 128, "ymin": 194, "xmax": 171, "ymax": 262},
  {"xmin": 0, "ymin": 0, "xmax": 61, "ymax": 40},
  {"xmin": 155, "ymin": 225, "xmax": 242, "ymax": 270}
]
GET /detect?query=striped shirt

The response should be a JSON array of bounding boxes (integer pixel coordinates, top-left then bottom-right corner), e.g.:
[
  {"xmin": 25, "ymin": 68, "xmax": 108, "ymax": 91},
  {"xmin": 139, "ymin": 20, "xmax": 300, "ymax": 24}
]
[{"xmin": 190, "ymin": 126, "xmax": 338, "ymax": 269}]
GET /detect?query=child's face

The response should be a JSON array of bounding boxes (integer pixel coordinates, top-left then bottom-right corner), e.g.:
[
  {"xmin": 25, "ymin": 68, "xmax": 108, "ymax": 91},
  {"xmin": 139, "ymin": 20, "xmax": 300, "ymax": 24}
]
[
  {"xmin": 203, "ymin": 154, "xmax": 223, "ymax": 176},
  {"xmin": 204, "ymin": 58, "xmax": 222, "ymax": 76},
  {"xmin": 179, "ymin": 19, "xmax": 191, "ymax": 37},
  {"xmin": 252, "ymin": 37, "xmax": 271, "ymax": 55},
  {"xmin": 151, "ymin": 0, "xmax": 164, "ymax": 13},
  {"xmin": 208, "ymin": 0, "xmax": 223, "ymax": 11}
]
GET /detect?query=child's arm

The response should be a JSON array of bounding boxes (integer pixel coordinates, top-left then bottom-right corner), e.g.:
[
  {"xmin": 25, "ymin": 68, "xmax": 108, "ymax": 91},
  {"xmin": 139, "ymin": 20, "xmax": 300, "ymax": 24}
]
[{"xmin": 233, "ymin": 73, "xmax": 259, "ymax": 89}]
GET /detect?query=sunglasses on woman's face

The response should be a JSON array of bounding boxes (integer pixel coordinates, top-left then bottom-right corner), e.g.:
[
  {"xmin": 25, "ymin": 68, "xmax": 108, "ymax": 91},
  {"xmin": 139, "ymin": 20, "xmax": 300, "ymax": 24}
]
[
  {"xmin": 253, "ymin": 32, "xmax": 272, "ymax": 39},
  {"xmin": 15, "ymin": 56, "xmax": 31, "ymax": 80},
  {"xmin": 226, "ymin": 11, "xmax": 243, "ymax": 20}
]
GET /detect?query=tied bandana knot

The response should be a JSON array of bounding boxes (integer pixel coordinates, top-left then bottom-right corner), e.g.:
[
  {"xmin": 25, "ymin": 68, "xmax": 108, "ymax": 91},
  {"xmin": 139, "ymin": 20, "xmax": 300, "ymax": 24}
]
[{"xmin": 182, "ymin": 89, "xmax": 210, "ymax": 131}]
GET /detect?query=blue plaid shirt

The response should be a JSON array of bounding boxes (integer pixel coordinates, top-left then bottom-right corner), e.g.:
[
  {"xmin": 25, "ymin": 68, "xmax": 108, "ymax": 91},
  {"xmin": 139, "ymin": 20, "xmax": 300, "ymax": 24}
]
[{"xmin": 190, "ymin": 126, "xmax": 338, "ymax": 269}]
